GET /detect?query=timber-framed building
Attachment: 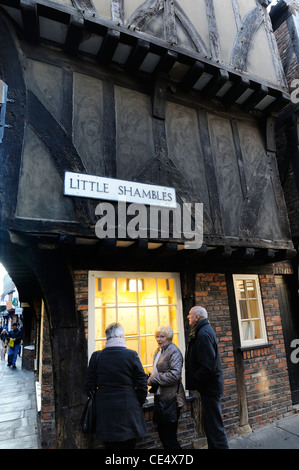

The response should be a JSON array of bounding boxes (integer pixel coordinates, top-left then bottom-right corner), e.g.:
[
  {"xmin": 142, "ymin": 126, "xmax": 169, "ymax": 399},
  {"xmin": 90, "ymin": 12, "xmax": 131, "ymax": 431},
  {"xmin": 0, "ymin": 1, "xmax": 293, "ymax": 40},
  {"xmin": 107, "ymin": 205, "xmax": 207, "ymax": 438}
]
[
  {"xmin": 0, "ymin": 0, "xmax": 297, "ymax": 448},
  {"xmin": 269, "ymin": 0, "xmax": 299, "ymax": 406}
]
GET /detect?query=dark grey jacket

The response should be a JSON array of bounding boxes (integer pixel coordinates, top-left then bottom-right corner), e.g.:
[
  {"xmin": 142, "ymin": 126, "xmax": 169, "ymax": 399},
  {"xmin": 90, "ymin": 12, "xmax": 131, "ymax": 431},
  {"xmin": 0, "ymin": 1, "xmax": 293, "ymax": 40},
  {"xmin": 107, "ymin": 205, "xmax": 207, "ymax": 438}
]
[
  {"xmin": 84, "ymin": 347, "xmax": 148, "ymax": 442},
  {"xmin": 148, "ymin": 342, "xmax": 186, "ymax": 407},
  {"xmin": 185, "ymin": 318, "xmax": 224, "ymax": 396}
]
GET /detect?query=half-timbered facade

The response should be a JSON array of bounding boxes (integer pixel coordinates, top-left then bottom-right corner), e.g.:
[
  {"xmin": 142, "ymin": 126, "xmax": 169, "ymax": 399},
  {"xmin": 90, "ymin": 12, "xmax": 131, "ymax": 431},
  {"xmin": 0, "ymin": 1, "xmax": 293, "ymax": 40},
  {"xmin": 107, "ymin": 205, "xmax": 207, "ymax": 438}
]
[
  {"xmin": 269, "ymin": 0, "xmax": 299, "ymax": 406},
  {"xmin": 0, "ymin": 0, "xmax": 296, "ymax": 448}
]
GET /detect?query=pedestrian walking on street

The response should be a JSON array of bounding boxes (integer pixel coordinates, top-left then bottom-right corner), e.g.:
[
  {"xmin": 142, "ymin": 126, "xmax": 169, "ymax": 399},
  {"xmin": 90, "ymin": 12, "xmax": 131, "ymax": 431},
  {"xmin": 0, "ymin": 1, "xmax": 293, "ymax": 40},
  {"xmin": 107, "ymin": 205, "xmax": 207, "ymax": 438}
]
[
  {"xmin": 84, "ymin": 322, "xmax": 148, "ymax": 449},
  {"xmin": 7, "ymin": 322, "xmax": 23, "ymax": 369},
  {"xmin": 0, "ymin": 328, "xmax": 8, "ymax": 359},
  {"xmin": 185, "ymin": 306, "xmax": 229, "ymax": 449},
  {"xmin": 148, "ymin": 326, "xmax": 186, "ymax": 449},
  {"xmin": 0, "ymin": 327, "xmax": 5, "ymax": 361}
]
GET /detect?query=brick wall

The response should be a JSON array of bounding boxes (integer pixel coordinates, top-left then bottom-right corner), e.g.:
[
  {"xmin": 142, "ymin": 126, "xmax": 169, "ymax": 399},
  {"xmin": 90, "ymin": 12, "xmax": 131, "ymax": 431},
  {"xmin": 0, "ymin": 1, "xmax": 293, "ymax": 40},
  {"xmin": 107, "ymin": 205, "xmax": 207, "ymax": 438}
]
[
  {"xmin": 39, "ymin": 308, "xmax": 57, "ymax": 449},
  {"xmin": 274, "ymin": 19, "xmax": 299, "ymax": 89},
  {"xmin": 195, "ymin": 273, "xmax": 239, "ymax": 436},
  {"xmin": 137, "ymin": 401, "xmax": 198, "ymax": 449},
  {"xmin": 74, "ymin": 270, "xmax": 89, "ymax": 338},
  {"xmin": 244, "ymin": 274, "xmax": 293, "ymax": 427},
  {"xmin": 22, "ymin": 345, "xmax": 35, "ymax": 371}
]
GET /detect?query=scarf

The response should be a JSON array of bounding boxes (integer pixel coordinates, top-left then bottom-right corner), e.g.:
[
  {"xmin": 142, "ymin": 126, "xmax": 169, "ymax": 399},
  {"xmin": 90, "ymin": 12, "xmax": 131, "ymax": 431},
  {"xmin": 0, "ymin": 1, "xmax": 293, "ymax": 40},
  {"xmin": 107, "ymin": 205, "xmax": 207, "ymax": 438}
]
[
  {"xmin": 152, "ymin": 349, "xmax": 161, "ymax": 375},
  {"xmin": 188, "ymin": 318, "xmax": 210, "ymax": 341},
  {"xmin": 189, "ymin": 324, "xmax": 197, "ymax": 340},
  {"xmin": 105, "ymin": 337, "xmax": 127, "ymax": 348}
]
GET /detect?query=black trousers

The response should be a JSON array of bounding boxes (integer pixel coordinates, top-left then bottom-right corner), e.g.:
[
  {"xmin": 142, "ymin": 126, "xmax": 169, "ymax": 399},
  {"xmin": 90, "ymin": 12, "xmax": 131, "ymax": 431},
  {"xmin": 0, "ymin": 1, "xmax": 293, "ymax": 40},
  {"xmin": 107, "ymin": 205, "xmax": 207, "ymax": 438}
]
[
  {"xmin": 157, "ymin": 413, "xmax": 181, "ymax": 449},
  {"xmin": 201, "ymin": 394, "xmax": 229, "ymax": 449}
]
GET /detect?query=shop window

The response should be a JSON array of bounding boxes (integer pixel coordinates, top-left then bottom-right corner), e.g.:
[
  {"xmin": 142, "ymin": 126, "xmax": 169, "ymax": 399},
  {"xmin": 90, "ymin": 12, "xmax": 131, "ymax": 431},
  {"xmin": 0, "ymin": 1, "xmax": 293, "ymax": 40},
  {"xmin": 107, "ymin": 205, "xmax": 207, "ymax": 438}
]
[
  {"xmin": 88, "ymin": 272, "xmax": 185, "ymax": 375},
  {"xmin": 233, "ymin": 274, "xmax": 268, "ymax": 348}
]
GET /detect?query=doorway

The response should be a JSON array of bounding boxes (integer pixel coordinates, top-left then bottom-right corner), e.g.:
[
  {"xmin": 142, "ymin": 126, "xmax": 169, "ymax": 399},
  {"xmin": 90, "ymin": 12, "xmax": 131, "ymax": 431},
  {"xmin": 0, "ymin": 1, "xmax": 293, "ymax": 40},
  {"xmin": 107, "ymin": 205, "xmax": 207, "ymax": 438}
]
[{"xmin": 276, "ymin": 275, "xmax": 299, "ymax": 404}]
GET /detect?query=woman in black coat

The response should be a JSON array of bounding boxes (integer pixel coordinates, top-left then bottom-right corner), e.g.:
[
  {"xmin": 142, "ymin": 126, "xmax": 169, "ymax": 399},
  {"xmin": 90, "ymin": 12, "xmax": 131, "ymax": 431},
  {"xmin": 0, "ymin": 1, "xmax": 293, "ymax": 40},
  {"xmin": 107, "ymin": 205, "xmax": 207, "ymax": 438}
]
[{"xmin": 84, "ymin": 323, "xmax": 148, "ymax": 449}]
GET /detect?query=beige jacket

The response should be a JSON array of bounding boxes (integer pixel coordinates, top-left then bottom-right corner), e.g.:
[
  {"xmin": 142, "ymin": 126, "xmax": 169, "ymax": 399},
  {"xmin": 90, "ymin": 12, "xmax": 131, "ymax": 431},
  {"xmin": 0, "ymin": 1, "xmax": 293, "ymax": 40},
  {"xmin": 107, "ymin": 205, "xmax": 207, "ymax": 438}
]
[{"xmin": 149, "ymin": 341, "xmax": 186, "ymax": 408}]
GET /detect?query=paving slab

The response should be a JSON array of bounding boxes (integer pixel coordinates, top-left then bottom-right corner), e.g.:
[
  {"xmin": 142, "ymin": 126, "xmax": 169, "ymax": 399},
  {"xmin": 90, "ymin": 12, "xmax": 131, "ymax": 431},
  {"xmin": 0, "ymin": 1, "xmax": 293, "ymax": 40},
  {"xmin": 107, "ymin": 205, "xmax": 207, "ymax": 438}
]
[
  {"xmin": 0, "ymin": 355, "xmax": 40, "ymax": 449},
  {"xmin": 276, "ymin": 414, "xmax": 299, "ymax": 437},
  {"xmin": 229, "ymin": 411, "xmax": 299, "ymax": 449},
  {"xmin": 0, "ymin": 434, "xmax": 39, "ymax": 449}
]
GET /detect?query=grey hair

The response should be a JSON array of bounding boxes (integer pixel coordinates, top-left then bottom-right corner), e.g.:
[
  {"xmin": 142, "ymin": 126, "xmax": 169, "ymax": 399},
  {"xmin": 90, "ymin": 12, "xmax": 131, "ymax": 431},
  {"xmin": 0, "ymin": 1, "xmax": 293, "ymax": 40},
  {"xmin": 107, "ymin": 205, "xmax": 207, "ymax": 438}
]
[
  {"xmin": 105, "ymin": 322, "xmax": 125, "ymax": 340},
  {"xmin": 191, "ymin": 306, "xmax": 208, "ymax": 319},
  {"xmin": 155, "ymin": 325, "xmax": 173, "ymax": 340}
]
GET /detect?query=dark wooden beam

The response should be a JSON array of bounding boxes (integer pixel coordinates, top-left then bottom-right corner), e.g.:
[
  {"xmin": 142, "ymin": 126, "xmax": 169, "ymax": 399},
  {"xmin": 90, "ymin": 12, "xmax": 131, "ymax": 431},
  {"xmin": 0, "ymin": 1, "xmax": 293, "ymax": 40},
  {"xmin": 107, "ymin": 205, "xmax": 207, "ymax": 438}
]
[
  {"xmin": 205, "ymin": 0, "xmax": 221, "ymax": 61},
  {"xmin": 221, "ymin": 245, "xmax": 233, "ymax": 258},
  {"xmin": 27, "ymin": 91, "xmax": 86, "ymax": 176},
  {"xmin": 97, "ymin": 29, "xmax": 120, "ymax": 65},
  {"xmin": 0, "ymin": 14, "xmax": 26, "ymax": 222},
  {"xmin": 64, "ymin": 14, "xmax": 84, "ymax": 56},
  {"xmin": 180, "ymin": 60, "xmax": 205, "ymax": 92},
  {"xmin": 152, "ymin": 242, "xmax": 178, "ymax": 257},
  {"xmin": 155, "ymin": 50, "xmax": 178, "ymax": 75},
  {"xmin": 230, "ymin": 6, "xmax": 263, "ymax": 71},
  {"xmin": 198, "ymin": 110, "xmax": 223, "ymax": 235},
  {"xmin": 152, "ymin": 74, "xmax": 168, "ymax": 120},
  {"xmin": 231, "ymin": 247, "xmax": 256, "ymax": 263},
  {"xmin": 58, "ymin": 234, "xmax": 76, "ymax": 247},
  {"xmin": 201, "ymin": 68, "xmax": 229, "ymax": 99},
  {"xmin": 0, "ymin": 0, "xmax": 20, "ymax": 7},
  {"xmin": 274, "ymin": 248, "xmax": 297, "ymax": 262},
  {"xmin": 102, "ymin": 81, "xmax": 117, "ymax": 178},
  {"xmin": 96, "ymin": 238, "xmax": 117, "ymax": 254},
  {"xmin": 241, "ymin": 84, "xmax": 268, "ymax": 112},
  {"xmin": 26, "ymin": 90, "xmax": 97, "ymax": 225},
  {"xmin": 195, "ymin": 244, "xmax": 208, "ymax": 256},
  {"xmin": 20, "ymin": 0, "xmax": 39, "ymax": 44},
  {"xmin": 125, "ymin": 39, "xmax": 150, "ymax": 73},
  {"xmin": 126, "ymin": 238, "xmax": 148, "ymax": 255},
  {"xmin": 221, "ymin": 76, "xmax": 250, "ymax": 107},
  {"xmin": 37, "ymin": 1, "xmax": 70, "ymax": 24},
  {"xmin": 266, "ymin": 248, "xmax": 276, "ymax": 260},
  {"xmin": 265, "ymin": 91, "xmax": 290, "ymax": 115}
]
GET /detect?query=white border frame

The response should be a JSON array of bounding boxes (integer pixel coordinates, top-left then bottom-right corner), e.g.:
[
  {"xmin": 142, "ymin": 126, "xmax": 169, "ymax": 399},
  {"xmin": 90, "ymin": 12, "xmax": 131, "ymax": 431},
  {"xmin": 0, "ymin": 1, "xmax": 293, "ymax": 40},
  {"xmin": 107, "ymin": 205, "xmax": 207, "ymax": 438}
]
[
  {"xmin": 88, "ymin": 271, "xmax": 185, "ymax": 363},
  {"xmin": 233, "ymin": 274, "xmax": 268, "ymax": 348}
]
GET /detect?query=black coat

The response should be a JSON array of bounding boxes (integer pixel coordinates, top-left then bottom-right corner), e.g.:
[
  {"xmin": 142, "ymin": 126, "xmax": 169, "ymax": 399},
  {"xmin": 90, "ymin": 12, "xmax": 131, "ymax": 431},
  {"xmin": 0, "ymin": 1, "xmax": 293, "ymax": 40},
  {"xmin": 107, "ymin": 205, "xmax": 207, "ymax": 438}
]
[
  {"xmin": 185, "ymin": 319, "xmax": 224, "ymax": 396},
  {"xmin": 84, "ymin": 347, "xmax": 148, "ymax": 442},
  {"xmin": 8, "ymin": 328, "xmax": 22, "ymax": 345}
]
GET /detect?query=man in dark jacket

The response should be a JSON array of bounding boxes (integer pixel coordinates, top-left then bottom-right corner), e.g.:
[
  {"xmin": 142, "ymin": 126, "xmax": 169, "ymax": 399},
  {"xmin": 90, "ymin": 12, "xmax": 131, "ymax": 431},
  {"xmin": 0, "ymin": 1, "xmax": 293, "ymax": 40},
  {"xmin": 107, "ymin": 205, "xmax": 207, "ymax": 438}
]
[
  {"xmin": 185, "ymin": 306, "xmax": 228, "ymax": 449},
  {"xmin": 84, "ymin": 323, "xmax": 148, "ymax": 449},
  {"xmin": 7, "ymin": 322, "xmax": 23, "ymax": 369}
]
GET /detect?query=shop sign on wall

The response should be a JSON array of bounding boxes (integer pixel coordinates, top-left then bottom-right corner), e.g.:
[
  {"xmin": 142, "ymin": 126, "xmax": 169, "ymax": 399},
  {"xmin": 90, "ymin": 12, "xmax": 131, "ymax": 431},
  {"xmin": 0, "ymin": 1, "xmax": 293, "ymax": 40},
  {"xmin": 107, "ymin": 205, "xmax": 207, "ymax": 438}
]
[{"xmin": 64, "ymin": 172, "xmax": 177, "ymax": 208}]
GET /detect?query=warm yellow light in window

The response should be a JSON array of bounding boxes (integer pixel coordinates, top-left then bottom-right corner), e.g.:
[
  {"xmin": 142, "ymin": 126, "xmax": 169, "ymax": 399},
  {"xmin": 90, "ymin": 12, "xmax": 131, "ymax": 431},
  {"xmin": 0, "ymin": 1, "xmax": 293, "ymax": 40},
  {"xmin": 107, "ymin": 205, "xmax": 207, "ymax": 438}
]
[{"xmin": 127, "ymin": 279, "xmax": 144, "ymax": 292}]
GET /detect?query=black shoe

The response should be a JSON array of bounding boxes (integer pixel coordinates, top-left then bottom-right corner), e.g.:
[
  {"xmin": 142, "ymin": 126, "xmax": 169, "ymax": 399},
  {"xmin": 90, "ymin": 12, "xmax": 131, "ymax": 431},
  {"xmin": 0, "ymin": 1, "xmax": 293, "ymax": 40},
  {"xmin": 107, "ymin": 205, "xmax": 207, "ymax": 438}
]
[
  {"xmin": 7, "ymin": 363, "xmax": 11, "ymax": 367},
  {"xmin": 12, "ymin": 366, "xmax": 16, "ymax": 369}
]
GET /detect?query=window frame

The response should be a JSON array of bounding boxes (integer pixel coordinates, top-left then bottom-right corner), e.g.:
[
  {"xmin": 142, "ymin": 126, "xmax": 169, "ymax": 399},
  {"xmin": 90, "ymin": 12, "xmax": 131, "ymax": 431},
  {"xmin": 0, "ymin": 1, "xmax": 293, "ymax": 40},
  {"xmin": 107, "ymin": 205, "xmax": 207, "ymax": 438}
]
[
  {"xmin": 233, "ymin": 274, "xmax": 268, "ymax": 348},
  {"xmin": 88, "ymin": 271, "xmax": 186, "ymax": 367}
]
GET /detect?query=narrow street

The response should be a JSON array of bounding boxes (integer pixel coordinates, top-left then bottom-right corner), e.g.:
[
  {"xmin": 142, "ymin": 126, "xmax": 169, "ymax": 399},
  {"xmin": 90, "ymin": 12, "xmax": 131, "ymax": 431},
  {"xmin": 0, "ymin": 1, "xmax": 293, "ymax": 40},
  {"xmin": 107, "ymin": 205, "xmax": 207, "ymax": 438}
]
[{"xmin": 0, "ymin": 355, "xmax": 40, "ymax": 449}]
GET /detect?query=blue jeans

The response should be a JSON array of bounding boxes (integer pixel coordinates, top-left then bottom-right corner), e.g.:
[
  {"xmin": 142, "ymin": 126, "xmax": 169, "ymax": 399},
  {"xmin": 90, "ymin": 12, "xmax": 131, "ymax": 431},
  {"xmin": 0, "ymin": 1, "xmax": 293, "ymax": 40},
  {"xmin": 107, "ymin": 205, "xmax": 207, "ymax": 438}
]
[{"xmin": 8, "ymin": 344, "xmax": 21, "ymax": 367}]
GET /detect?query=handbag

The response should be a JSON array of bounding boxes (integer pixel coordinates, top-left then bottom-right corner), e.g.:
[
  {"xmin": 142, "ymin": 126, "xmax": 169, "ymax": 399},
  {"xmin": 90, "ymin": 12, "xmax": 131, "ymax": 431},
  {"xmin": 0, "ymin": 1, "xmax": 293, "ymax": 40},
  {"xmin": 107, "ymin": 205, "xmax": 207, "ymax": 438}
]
[
  {"xmin": 80, "ymin": 392, "xmax": 96, "ymax": 434},
  {"xmin": 153, "ymin": 382, "xmax": 180, "ymax": 424},
  {"xmin": 153, "ymin": 394, "xmax": 178, "ymax": 424},
  {"xmin": 8, "ymin": 338, "xmax": 14, "ymax": 348}
]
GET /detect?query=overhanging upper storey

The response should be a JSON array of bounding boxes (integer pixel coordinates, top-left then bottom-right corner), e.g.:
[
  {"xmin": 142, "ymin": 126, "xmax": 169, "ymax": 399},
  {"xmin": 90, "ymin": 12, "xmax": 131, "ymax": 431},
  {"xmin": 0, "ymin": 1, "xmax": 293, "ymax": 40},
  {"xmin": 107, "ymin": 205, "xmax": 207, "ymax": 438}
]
[{"xmin": 0, "ymin": 0, "xmax": 290, "ymax": 115}]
